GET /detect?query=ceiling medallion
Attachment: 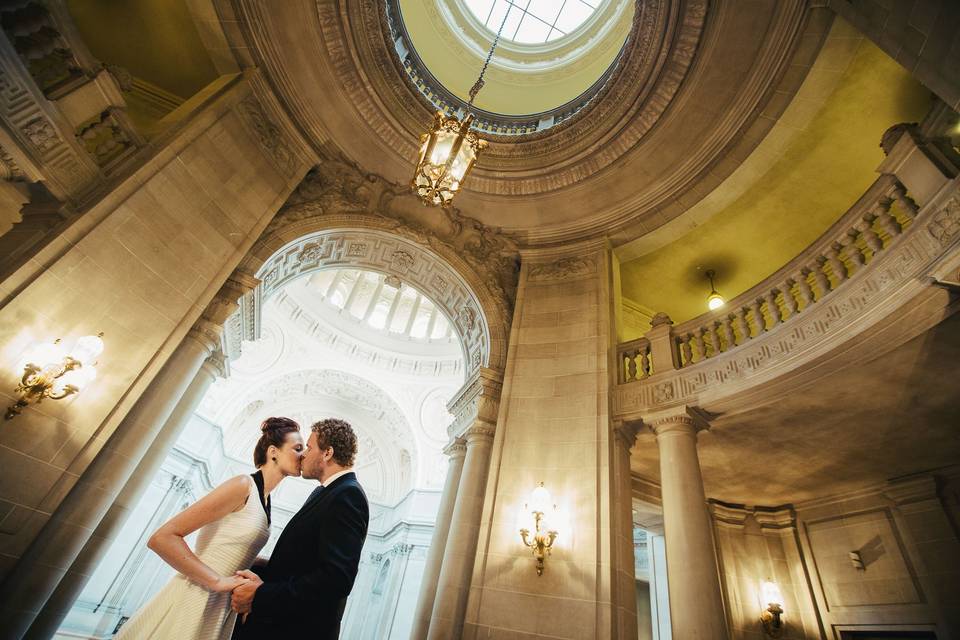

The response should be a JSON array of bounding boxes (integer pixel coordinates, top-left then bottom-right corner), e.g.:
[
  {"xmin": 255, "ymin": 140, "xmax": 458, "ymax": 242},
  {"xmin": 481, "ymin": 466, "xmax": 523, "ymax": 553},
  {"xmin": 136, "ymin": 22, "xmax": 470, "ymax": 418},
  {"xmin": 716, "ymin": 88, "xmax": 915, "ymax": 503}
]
[{"xmin": 410, "ymin": 3, "xmax": 511, "ymax": 207}]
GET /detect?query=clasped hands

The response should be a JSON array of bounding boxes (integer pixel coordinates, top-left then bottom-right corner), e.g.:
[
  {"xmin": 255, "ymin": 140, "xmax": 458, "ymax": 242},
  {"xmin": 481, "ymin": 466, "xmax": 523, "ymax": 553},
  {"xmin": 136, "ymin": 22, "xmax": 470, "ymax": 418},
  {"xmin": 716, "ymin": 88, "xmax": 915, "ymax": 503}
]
[{"xmin": 228, "ymin": 569, "xmax": 263, "ymax": 621}]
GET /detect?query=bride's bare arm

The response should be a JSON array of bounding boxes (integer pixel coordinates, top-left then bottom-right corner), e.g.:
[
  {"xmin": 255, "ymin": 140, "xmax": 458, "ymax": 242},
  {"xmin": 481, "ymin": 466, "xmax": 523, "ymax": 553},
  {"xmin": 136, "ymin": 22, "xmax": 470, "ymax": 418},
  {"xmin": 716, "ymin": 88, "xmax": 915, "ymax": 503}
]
[{"xmin": 147, "ymin": 475, "xmax": 252, "ymax": 592}]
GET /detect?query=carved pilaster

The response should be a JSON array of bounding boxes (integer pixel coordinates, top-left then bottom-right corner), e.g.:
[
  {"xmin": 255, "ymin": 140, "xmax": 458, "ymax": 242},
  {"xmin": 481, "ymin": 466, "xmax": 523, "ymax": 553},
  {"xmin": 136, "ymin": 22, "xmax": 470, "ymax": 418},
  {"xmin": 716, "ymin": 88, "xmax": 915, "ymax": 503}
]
[{"xmin": 446, "ymin": 367, "xmax": 503, "ymax": 439}]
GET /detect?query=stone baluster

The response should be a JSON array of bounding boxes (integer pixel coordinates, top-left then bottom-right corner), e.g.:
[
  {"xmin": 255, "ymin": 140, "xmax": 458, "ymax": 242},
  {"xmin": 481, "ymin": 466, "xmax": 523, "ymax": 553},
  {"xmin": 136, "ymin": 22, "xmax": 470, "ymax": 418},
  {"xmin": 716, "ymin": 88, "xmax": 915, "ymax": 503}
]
[
  {"xmin": 873, "ymin": 197, "xmax": 902, "ymax": 239},
  {"xmin": 843, "ymin": 230, "xmax": 867, "ymax": 269},
  {"xmin": 639, "ymin": 345, "xmax": 651, "ymax": 378},
  {"xmin": 9, "ymin": 272, "xmax": 257, "ymax": 640},
  {"xmin": 778, "ymin": 284, "xmax": 798, "ymax": 319},
  {"xmin": 427, "ymin": 369, "xmax": 501, "ymax": 640},
  {"xmin": 764, "ymin": 291, "xmax": 782, "ymax": 327},
  {"xmin": 625, "ymin": 350, "xmax": 638, "ymax": 382},
  {"xmin": 732, "ymin": 308, "xmax": 750, "ymax": 343},
  {"xmin": 411, "ymin": 439, "xmax": 467, "ymax": 640},
  {"xmin": 749, "ymin": 298, "xmax": 766, "ymax": 334},
  {"xmin": 679, "ymin": 334, "xmax": 694, "ymax": 367},
  {"xmin": 792, "ymin": 272, "xmax": 814, "ymax": 308},
  {"xmin": 648, "ymin": 407, "xmax": 728, "ymax": 639},
  {"xmin": 718, "ymin": 317, "xmax": 735, "ymax": 351},
  {"xmin": 891, "ymin": 183, "xmax": 918, "ymax": 222},
  {"xmin": 809, "ymin": 262, "xmax": 832, "ymax": 300},
  {"xmin": 702, "ymin": 325, "xmax": 719, "ymax": 359},
  {"xmin": 824, "ymin": 243, "xmax": 849, "ymax": 286},
  {"xmin": 857, "ymin": 216, "xmax": 884, "ymax": 256},
  {"xmin": 692, "ymin": 330, "xmax": 707, "ymax": 362}
]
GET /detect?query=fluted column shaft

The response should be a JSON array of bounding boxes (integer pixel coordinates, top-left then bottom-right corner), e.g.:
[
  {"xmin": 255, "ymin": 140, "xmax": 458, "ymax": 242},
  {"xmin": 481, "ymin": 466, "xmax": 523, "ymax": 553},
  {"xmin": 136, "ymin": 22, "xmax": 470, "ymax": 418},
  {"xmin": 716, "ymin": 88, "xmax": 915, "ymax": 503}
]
[
  {"xmin": 411, "ymin": 439, "xmax": 466, "ymax": 640},
  {"xmin": 427, "ymin": 425, "xmax": 494, "ymax": 640},
  {"xmin": 26, "ymin": 351, "xmax": 226, "ymax": 639},
  {"xmin": 651, "ymin": 410, "xmax": 727, "ymax": 640}
]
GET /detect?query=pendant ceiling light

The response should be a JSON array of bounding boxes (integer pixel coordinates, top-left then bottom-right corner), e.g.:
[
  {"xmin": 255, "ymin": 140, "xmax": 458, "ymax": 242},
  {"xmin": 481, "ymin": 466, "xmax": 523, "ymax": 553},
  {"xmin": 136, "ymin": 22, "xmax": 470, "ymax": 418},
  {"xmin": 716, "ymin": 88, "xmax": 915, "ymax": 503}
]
[
  {"xmin": 706, "ymin": 269, "xmax": 725, "ymax": 310},
  {"xmin": 410, "ymin": 5, "xmax": 510, "ymax": 207}
]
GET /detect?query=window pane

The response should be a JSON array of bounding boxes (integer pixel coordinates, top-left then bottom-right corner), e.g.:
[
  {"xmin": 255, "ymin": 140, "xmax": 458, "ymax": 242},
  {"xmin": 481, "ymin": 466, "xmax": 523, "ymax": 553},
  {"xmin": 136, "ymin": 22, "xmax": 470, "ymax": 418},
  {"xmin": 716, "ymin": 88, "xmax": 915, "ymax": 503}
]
[{"xmin": 514, "ymin": 13, "xmax": 552, "ymax": 43}]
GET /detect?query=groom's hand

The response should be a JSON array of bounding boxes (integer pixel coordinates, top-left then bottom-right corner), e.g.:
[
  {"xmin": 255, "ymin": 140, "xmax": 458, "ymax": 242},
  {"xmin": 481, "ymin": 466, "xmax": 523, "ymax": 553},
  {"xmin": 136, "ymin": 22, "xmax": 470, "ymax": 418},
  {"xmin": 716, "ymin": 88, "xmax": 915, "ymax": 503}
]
[{"xmin": 231, "ymin": 569, "xmax": 263, "ymax": 615}]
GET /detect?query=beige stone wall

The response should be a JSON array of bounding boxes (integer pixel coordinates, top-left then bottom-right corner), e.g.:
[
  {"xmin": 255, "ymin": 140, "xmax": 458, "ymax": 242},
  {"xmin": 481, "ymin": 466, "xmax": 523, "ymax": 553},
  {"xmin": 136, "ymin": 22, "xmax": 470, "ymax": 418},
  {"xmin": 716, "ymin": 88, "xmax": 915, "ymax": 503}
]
[
  {"xmin": 708, "ymin": 472, "xmax": 960, "ymax": 639},
  {"xmin": 464, "ymin": 245, "xmax": 637, "ymax": 640},
  {"xmin": 0, "ymin": 75, "xmax": 309, "ymax": 583},
  {"xmin": 795, "ymin": 474, "xmax": 960, "ymax": 638}
]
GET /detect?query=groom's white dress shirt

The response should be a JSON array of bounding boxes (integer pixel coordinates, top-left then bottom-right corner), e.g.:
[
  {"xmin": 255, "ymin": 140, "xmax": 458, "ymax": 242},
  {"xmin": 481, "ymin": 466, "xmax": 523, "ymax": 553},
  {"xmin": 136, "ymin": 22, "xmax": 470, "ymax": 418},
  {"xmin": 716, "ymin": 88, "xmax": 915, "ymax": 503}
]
[{"xmin": 321, "ymin": 469, "xmax": 354, "ymax": 488}]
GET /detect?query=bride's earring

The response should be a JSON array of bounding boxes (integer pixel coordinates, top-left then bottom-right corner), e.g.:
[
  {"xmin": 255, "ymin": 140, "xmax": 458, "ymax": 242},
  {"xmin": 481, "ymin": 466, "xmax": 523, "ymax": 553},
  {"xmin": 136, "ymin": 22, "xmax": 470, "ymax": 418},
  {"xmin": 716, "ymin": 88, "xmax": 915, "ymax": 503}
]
[{"xmin": 272, "ymin": 457, "xmax": 277, "ymax": 463}]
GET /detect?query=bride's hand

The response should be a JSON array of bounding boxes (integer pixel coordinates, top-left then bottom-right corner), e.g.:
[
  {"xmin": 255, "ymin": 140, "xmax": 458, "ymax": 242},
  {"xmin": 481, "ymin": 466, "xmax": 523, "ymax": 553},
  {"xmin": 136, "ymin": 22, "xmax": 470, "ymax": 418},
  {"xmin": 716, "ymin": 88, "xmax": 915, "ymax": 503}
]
[{"xmin": 211, "ymin": 575, "xmax": 249, "ymax": 592}]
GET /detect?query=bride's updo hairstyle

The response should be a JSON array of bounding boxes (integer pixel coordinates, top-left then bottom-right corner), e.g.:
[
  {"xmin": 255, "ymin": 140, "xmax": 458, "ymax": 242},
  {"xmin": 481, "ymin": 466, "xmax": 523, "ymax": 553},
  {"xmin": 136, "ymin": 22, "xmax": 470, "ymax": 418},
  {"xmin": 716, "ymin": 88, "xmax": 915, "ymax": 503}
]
[{"xmin": 253, "ymin": 417, "xmax": 300, "ymax": 467}]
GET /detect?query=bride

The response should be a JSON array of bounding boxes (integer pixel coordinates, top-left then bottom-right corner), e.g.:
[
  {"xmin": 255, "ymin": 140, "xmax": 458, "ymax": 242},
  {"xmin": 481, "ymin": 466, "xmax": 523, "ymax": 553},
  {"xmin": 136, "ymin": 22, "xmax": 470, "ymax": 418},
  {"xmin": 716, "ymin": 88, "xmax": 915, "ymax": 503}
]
[{"xmin": 115, "ymin": 417, "xmax": 304, "ymax": 639}]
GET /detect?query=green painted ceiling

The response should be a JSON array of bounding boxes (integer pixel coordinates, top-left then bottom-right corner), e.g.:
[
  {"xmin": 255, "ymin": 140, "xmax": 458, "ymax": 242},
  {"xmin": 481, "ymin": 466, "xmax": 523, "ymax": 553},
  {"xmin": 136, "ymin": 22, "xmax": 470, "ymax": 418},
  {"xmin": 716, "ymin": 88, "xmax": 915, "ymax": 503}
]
[
  {"xmin": 619, "ymin": 38, "xmax": 931, "ymax": 325},
  {"xmin": 67, "ymin": 0, "xmax": 218, "ymax": 100}
]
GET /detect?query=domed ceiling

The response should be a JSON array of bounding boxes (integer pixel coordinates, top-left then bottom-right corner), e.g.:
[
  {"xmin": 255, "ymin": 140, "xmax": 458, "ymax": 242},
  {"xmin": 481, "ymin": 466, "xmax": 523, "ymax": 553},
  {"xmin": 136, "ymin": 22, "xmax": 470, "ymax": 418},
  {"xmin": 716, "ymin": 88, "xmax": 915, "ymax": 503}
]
[{"xmin": 236, "ymin": 0, "xmax": 836, "ymax": 244}]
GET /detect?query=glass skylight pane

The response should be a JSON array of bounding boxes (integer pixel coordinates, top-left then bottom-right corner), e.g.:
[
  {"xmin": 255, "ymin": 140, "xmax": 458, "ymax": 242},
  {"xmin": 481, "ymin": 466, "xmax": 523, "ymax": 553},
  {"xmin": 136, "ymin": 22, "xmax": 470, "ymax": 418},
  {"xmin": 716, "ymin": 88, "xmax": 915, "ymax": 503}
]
[
  {"xmin": 526, "ymin": 0, "xmax": 562, "ymax": 26},
  {"xmin": 546, "ymin": 27, "xmax": 565, "ymax": 41},
  {"xmin": 514, "ymin": 13, "xmax": 552, "ymax": 43},
  {"xmin": 485, "ymin": 0, "xmax": 510, "ymax": 30},
  {"xmin": 554, "ymin": 0, "xmax": 594, "ymax": 33},
  {"xmin": 502, "ymin": 2, "xmax": 525, "ymax": 40},
  {"xmin": 464, "ymin": 0, "xmax": 496, "ymax": 23}
]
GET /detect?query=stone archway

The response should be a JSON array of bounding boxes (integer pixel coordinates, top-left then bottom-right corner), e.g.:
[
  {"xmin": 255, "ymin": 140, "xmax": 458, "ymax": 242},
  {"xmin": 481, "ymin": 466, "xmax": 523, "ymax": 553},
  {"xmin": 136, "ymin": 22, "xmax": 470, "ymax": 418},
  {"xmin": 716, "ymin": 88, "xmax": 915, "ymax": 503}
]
[{"xmin": 230, "ymin": 151, "xmax": 519, "ymax": 376}]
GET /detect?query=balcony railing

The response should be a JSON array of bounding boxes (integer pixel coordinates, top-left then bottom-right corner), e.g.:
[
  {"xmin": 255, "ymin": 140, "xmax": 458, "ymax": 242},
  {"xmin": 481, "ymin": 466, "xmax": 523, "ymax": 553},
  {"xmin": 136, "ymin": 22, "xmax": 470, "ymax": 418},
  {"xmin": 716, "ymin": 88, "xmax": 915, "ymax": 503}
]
[{"xmin": 614, "ymin": 119, "xmax": 960, "ymax": 413}]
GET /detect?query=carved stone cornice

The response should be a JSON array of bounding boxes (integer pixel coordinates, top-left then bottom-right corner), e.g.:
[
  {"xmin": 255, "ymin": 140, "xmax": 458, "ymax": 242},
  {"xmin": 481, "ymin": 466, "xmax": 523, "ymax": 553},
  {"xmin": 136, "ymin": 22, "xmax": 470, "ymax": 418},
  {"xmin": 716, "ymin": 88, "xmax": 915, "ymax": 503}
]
[
  {"xmin": 187, "ymin": 317, "xmax": 226, "ymax": 355},
  {"xmin": 200, "ymin": 348, "xmax": 229, "ymax": 380},
  {"xmin": 612, "ymin": 418, "xmax": 643, "ymax": 453},
  {"xmin": 447, "ymin": 366, "xmax": 503, "ymax": 439}
]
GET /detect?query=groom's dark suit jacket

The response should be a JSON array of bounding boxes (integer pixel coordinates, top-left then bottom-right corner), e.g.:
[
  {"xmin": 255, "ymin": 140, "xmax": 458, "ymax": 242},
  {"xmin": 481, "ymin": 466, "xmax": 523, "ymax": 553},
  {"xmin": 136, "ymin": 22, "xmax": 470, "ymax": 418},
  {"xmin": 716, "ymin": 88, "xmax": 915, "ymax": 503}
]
[{"xmin": 234, "ymin": 472, "xmax": 368, "ymax": 640}]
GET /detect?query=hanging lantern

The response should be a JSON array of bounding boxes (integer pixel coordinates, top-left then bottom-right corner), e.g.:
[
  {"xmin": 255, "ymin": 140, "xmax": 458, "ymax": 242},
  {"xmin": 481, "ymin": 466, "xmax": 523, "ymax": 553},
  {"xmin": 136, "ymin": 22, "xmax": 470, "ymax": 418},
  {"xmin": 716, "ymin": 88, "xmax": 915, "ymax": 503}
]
[
  {"xmin": 410, "ymin": 1, "xmax": 510, "ymax": 207},
  {"xmin": 412, "ymin": 111, "xmax": 487, "ymax": 208}
]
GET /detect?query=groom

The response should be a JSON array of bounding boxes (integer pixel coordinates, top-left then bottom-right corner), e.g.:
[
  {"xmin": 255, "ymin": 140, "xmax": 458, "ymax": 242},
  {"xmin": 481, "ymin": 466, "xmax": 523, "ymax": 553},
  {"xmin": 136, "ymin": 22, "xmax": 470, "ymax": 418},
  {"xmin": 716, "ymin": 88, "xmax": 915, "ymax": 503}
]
[{"xmin": 231, "ymin": 418, "xmax": 369, "ymax": 640}]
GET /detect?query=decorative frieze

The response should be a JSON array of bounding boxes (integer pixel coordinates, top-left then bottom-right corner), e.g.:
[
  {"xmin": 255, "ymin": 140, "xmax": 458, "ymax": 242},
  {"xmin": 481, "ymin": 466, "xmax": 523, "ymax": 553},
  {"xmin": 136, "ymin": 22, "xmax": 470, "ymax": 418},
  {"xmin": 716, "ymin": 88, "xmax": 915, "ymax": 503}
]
[
  {"xmin": 237, "ymin": 95, "xmax": 297, "ymax": 178},
  {"xmin": 527, "ymin": 255, "xmax": 598, "ymax": 282},
  {"xmin": 446, "ymin": 367, "xmax": 502, "ymax": 439}
]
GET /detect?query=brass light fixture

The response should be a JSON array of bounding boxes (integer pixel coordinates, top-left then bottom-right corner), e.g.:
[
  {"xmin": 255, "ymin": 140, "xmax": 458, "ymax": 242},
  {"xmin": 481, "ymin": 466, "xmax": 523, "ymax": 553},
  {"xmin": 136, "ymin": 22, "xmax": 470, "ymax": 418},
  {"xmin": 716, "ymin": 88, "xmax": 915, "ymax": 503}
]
[
  {"xmin": 759, "ymin": 579, "xmax": 785, "ymax": 638},
  {"xmin": 410, "ymin": 3, "xmax": 511, "ymax": 207},
  {"xmin": 519, "ymin": 482, "xmax": 559, "ymax": 576},
  {"xmin": 6, "ymin": 333, "xmax": 104, "ymax": 420},
  {"xmin": 706, "ymin": 269, "xmax": 725, "ymax": 310}
]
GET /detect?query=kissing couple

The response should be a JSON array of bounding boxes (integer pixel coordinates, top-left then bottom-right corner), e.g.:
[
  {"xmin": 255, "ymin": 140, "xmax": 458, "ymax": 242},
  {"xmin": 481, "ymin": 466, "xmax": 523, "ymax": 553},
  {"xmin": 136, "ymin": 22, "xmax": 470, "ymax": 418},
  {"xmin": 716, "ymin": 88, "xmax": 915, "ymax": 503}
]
[{"xmin": 114, "ymin": 417, "xmax": 369, "ymax": 640}]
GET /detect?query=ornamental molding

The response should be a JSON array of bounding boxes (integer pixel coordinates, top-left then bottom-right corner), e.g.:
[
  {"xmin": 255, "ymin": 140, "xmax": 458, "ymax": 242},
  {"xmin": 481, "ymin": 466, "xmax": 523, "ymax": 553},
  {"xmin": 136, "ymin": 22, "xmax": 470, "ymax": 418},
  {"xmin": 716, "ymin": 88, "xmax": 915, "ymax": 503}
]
[
  {"xmin": 447, "ymin": 367, "xmax": 503, "ymax": 438},
  {"xmin": 235, "ymin": 0, "xmax": 822, "ymax": 244},
  {"xmin": 235, "ymin": 147, "xmax": 518, "ymax": 373},
  {"xmin": 527, "ymin": 255, "xmax": 598, "ymax": 282},
  {"xmin": 613, "ymin": 180, "xmax": 960, "ymax": 418},
  {"xmin": 236, "ymin": 94, "xmax": 297, "ymax": 179}
]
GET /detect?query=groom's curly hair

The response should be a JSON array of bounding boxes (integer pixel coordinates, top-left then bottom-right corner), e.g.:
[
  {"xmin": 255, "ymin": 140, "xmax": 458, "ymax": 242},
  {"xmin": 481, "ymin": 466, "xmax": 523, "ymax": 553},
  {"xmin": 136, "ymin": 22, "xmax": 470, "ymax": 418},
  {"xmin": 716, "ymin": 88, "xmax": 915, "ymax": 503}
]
[{"xmin": 311, "ymin": 418, "xmax": 358, "ymax": 467}]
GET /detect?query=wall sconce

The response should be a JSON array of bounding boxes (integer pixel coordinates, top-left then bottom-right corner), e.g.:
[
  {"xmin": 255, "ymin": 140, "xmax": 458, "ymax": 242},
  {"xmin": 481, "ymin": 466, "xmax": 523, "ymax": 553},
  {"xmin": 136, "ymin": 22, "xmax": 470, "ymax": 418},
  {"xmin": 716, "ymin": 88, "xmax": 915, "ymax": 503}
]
[
  {"xmin": 706, "ymin": 269, "xmax": 725, "ymax": 310},
  {"xmin": 6, "ymin": 333, "xmax": 104, "ymax": 420},
  {"xmin": 518, "ymin": 482, "xmax": 558, "ymax": 576},
  {"xmin": 848, "ymin": 550, "xmax": 865, "ymax": 571},
  {"xmin": 759, "ymin": 579, "xmax": 784, "ymax": 638}
]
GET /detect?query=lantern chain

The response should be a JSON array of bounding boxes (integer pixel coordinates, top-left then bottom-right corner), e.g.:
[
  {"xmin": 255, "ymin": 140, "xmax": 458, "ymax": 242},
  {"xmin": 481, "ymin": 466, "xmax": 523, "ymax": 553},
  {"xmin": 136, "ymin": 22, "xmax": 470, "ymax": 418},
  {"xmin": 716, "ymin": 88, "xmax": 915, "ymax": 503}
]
[{"xmin": 467, "ymin": 3, "xmax": 511, "ymax": 106}]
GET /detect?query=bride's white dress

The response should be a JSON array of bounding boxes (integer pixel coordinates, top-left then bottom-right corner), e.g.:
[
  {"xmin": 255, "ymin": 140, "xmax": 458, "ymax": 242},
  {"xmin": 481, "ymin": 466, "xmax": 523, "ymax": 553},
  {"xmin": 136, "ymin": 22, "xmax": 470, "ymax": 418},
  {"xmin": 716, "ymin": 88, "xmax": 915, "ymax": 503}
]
[{"xmin": 115, "ymin": 476, "xmax": 270, "ymax": 640}]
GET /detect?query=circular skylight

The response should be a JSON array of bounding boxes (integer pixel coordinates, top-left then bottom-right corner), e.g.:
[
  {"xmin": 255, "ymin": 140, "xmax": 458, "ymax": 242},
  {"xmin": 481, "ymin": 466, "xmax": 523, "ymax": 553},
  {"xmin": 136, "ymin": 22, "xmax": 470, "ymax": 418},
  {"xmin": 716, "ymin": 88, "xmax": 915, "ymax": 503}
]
[{"xmin": 464, "ymin": 0, "xmax": 603, "ymax": 45}]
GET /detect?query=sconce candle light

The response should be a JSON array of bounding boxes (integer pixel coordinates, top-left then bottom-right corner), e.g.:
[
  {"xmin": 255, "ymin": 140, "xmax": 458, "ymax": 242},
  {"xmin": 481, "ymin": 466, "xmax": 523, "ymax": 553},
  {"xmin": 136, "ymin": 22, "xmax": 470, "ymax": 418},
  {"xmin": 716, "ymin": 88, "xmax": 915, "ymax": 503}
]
[
  {"xmin": 6, "ymin": 333, "xmax": 104, "ymax": 420},
  {"xmin": 519, "ymin": 482, "xmax": 558, "ymax": 576},
  {"xmin": 759, "ymin": 579, "xmax": 785, "ymax": 637}
]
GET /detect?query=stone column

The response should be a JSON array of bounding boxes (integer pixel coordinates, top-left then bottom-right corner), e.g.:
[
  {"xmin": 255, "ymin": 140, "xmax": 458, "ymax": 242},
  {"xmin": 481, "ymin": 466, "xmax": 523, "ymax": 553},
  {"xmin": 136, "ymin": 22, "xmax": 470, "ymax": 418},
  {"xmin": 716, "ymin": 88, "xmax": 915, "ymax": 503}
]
[
  {"xmin": 1, "ymin": 274, "xmax": 252, "ymax": 640},
  {"xmin": 427, "ymin": 368, "xmax": 501, "ymax": 640},
  {"xmin": 612, "ymin": 421, "xmax": 642, "ymax": 639},
  {"xmin": 428, "ymin": 426, "xmax": 494, "ymax": 640},
  {"xmin": 410, "ymin": 438, "xmax": 467, "ymax": 640},
  {"xmin": 649, "ymin": 407, "xmax": 727, "ymax": 640},
  {"xmin": 27, "ymin": 350, "xmax": 229, "ymax": 639}
]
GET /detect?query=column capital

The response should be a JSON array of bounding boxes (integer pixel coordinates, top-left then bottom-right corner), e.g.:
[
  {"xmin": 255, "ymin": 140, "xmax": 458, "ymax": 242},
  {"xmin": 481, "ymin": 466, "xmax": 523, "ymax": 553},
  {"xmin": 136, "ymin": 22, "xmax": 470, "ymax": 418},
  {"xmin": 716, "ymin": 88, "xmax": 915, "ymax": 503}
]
[
  {"xmin": 200, "ymin": 348, "xmax": 229, "ymax": 380},
  {"xmin": 447, "ymin": 367, "xmax": 503, "ymax": 439},
  {"xmin": 443, "ymin": 437, "xmax": 467, "ymax": 459},
  {"xmin": 186, "ymin": 318, "xmax": 224, "ymax": 355},
  {"xmin": 464, "ymin": 424, "xmax": 496, "ymax": 444},
  {"xmin": 201, "ymin": 269, "xmax": 263, "ymax": 326},
  {"xmin": 611, "ymin": 418, "xmax": 643, "ymax": 452},
  {"xmin": 646, "ymin": 405, "xmax": 713, "ymax": 437}
]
